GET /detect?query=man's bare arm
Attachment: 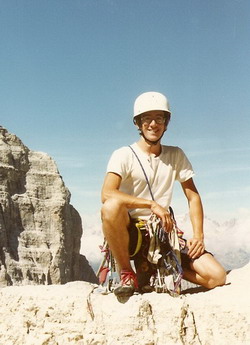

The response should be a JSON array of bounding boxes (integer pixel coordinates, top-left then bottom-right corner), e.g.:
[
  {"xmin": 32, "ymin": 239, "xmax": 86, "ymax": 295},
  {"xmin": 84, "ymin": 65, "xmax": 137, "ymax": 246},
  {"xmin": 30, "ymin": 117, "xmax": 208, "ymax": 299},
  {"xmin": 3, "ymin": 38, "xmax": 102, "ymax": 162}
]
[
  {"xmin": 181, "ymin": 178, "xmax": 205, "ymax": 259},
  {"xmin": 102, "ymin": 172, "xmax": 173, "ymax": 231}
]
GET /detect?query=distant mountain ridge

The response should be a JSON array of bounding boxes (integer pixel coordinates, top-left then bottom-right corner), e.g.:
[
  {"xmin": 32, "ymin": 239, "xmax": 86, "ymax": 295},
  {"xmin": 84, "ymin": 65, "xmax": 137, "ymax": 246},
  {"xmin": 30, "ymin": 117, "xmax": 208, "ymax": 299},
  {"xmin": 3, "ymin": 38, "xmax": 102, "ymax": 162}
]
[
  {"xmin": 176, "ymin": 212, "xmax": 250, "ymax": 271},
  {"xmin": 81, "ymin": 211, "xmax": 250, "ymax": 273}
]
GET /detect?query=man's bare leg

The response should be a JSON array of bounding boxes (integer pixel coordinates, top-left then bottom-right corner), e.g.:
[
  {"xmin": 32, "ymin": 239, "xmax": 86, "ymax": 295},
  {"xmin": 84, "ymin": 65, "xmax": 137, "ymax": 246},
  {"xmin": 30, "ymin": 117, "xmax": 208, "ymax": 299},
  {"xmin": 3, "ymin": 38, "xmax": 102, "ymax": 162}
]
[
  {"xmin": 101, "ymin": 197, "xmax": 134, "ymax": 272},
  {"xmin": 183, "ymin": 253, "xmax": 226, "ymax": 289}
]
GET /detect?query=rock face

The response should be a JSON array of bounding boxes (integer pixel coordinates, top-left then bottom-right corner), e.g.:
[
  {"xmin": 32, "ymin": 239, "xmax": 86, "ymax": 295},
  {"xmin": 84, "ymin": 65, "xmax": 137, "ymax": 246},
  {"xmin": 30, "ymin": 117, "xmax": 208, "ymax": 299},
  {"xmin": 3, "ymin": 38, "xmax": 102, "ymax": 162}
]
[
  {"xmin": 0, "ymin": 263, "xmax": 249, "ymax": 345},
  {"xmin": 0, "ymin": 126, "xmax": 97, "ymax": 286}
]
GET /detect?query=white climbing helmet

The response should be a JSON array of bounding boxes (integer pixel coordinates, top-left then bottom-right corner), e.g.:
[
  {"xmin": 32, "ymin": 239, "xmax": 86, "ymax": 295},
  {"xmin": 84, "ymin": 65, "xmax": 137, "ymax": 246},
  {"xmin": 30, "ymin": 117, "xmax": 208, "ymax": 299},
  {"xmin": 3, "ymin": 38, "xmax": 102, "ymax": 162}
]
[{"xmin": 133, "ymin": 91, "xmax": 171, "ymax": 120}]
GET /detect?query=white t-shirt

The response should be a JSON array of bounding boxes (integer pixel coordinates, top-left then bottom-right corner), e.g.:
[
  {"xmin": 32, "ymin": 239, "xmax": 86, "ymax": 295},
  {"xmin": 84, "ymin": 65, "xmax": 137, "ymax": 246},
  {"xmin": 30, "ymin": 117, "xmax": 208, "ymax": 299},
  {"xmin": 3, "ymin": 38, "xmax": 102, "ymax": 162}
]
[{"xmin": 106, "ymin": 142, "xmax": 194, "ymax": 219}]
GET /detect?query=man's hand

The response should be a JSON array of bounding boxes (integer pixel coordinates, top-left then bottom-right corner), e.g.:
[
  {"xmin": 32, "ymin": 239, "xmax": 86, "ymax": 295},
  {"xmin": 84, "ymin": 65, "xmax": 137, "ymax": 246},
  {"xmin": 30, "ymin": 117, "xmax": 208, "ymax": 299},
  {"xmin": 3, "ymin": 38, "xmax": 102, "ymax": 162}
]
[
  {"xmin": 187, "ymin": 238, "xmax": 205, "ymax": 259},
  {"xmin": 151, "ymin": 202, "xmax": 173, "ymax": 232}
]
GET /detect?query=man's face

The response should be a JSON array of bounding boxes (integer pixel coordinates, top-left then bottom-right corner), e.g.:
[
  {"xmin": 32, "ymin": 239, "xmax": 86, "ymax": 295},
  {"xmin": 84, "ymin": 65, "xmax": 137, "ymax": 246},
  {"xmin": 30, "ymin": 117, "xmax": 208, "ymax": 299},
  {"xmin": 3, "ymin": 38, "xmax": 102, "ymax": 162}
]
[{"xmin": 139, "ymin": 110, "xmax": 167, "ymax": 142}]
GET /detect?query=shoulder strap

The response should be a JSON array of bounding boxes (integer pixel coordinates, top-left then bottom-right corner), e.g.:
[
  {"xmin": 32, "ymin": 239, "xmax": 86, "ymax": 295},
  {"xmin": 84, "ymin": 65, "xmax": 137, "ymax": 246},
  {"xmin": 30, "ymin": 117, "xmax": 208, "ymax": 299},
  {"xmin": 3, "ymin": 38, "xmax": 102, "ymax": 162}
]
[{"xmin": 128, "ymin": 145, "xmax": 155, "ymax": 201}]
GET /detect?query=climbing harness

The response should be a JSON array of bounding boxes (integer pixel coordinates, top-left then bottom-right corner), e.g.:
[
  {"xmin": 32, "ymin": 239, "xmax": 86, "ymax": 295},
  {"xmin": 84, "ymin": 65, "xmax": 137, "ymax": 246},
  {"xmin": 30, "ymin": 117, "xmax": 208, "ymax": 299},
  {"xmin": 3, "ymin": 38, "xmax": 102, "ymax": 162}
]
[{"xmin": 96, "ymin": 208, "xmax": 185, "ymax": 296}]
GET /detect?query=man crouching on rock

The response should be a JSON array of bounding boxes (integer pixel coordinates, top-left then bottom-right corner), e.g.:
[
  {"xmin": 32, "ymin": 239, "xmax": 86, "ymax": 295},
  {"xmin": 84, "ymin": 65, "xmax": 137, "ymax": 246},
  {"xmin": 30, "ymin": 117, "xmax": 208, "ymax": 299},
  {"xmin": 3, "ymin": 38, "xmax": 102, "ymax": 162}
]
[{"xmin": 101, "ymin": 91, "xmax": 226, "ymax": 297}]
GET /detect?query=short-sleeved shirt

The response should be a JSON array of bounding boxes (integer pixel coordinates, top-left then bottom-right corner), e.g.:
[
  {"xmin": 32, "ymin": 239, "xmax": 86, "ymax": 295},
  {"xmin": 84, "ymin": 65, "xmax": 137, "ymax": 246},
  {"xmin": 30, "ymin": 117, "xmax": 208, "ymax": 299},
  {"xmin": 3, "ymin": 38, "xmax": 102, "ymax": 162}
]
[{"xmin": 107, "ymin": 142, "xmax": 194, "ymax": 219}]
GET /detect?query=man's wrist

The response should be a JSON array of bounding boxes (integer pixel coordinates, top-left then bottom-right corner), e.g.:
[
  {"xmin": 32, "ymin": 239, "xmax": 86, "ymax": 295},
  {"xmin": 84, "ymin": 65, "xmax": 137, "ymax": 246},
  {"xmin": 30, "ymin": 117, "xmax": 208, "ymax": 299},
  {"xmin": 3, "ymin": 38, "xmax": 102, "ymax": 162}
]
[
  {"xmin": 193, "ymin": 234, "xmax": 204, "ymax": 241},
  {"xmin": 150, "ymin": 200, "xmax": 158, "ymax": 210}
]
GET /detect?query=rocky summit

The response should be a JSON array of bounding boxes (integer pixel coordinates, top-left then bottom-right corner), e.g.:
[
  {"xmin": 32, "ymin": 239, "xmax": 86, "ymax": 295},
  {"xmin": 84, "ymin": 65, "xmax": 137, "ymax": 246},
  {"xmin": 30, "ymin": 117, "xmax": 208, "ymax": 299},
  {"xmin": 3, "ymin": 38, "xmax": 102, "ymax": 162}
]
[
  {"xmin": 0, "ymin": 126, "xmax": 97, "ymax": 286},
  {"xmin": 0, "ymin": 263, "xmax": 249, "ymax": 345}
]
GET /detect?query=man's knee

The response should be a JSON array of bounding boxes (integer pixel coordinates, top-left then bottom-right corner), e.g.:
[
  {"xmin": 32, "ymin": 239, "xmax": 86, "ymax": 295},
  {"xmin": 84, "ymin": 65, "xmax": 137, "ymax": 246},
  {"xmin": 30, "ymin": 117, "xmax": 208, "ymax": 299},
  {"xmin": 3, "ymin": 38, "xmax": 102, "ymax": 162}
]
[
  {"xmin": 200, "ymin": 264, "xmax": 227, "ymax": 289},
  {"xmin": 101, "ymin": 198, "xmax": 129, "ymax": 223},
  {"xmin": 190, "ymin": 253, "xmax": 227, "ymax": 289},
  {"xmin": 209, "ymin": 266, "xmax": 227, "ymax": 288}
]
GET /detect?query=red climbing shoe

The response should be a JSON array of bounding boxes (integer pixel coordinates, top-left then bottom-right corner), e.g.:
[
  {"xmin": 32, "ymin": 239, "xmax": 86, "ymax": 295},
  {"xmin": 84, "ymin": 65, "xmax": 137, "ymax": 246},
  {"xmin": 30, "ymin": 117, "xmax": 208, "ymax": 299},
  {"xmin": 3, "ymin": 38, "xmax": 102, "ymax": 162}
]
[{"xmin": 114, "ymin": 270, "xmax": 138, "ymax": 297}]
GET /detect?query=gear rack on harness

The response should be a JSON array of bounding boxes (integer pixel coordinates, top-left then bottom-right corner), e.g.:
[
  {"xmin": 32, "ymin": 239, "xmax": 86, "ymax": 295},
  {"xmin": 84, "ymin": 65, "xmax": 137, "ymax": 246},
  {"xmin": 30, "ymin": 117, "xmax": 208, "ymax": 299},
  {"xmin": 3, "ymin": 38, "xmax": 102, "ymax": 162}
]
[{"xmin": 96, "ymin": 208, "xmax": 186, "ymax": 297}]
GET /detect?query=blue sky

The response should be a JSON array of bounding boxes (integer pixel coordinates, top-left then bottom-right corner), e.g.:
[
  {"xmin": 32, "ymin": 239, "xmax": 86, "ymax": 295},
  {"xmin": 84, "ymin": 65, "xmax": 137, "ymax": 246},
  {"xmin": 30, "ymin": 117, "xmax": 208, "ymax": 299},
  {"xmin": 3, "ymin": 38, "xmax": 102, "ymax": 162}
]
[{"xmin": 1, "ymin": 0, "xmax": 250, "ymax": 223}]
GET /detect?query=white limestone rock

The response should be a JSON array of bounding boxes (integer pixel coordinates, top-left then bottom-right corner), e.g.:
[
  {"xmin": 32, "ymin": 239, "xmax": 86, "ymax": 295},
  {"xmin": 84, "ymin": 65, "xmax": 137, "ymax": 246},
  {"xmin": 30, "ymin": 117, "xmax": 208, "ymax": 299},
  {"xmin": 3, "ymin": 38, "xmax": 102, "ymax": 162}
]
[
  {"xmin": 0, "ymin": 126, "xmax": 97, "ymax": 286},
  {"xmin": 0, "ymin": 263, "xmax": 249, "ymax": 345}
]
